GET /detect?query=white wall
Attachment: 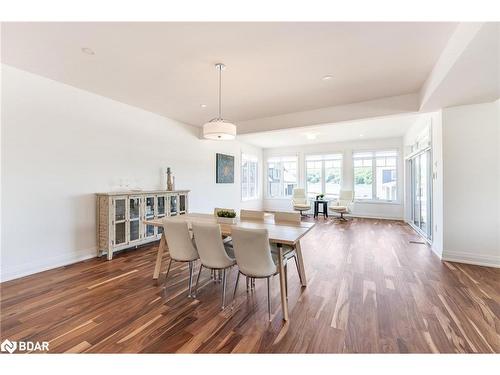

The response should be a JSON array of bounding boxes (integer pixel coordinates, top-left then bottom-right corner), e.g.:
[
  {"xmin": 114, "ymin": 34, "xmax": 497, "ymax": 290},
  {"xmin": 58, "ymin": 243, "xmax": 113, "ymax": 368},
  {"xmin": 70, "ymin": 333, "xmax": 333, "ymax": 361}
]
[
  {"xmin": 441, "ymin": 101, "xmax": 500, "ymax": 267},
  {"xmin": 263, "ymin": 138, "xmax": 404, "ymax": 220},
  {"xmin": 0, "ymin": 65, "xmax": 263, "ymax": 281}
]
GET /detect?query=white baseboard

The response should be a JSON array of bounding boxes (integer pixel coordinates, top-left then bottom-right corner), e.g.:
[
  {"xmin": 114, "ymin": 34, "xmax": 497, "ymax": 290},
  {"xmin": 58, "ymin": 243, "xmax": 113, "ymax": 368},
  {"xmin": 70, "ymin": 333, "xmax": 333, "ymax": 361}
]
[
  {"xmin": 442, "ymin": 251, "xmax": 500, "ymax": 268},
  {"xmin": 348, "ymin": 214, "xmax": 404, "ymax": 221},
  {"xmin": 0, "ymin": 247, "xmax": 97, "ymax": 283}
]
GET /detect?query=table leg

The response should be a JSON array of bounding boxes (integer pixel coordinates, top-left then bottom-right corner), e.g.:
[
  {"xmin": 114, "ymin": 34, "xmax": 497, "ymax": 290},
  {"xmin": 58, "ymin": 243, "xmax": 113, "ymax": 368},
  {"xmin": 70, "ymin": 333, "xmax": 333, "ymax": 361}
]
[
  {"xmin": 153, "ymin": 233, "xmax": 167, "ymax": 279},
  {"xmin": 295, "ymin": 240, "xmax": 307, "ymax": 286},
  {"xmin": 314, "ymin": 201, "xmax": 318, "ymax": 218},
  {"xmin": 277, "ymin": 244, "xmax": 289, "ymax": 321}
]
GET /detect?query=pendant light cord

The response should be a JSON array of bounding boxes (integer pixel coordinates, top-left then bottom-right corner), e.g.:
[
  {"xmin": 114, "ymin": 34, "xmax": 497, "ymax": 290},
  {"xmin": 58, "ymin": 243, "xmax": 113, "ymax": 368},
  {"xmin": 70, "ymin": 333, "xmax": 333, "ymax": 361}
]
[{"xmin": 218, "ymin": 64, "xmax": 222, "ymax": 119}]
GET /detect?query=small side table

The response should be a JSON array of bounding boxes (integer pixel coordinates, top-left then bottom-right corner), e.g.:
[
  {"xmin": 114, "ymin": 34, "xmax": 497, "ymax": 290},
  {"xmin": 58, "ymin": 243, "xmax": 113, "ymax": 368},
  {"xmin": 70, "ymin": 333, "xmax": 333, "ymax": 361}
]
[{"xmin": 313, "ymin": 200, "xmax": 329, "ymax": 219}]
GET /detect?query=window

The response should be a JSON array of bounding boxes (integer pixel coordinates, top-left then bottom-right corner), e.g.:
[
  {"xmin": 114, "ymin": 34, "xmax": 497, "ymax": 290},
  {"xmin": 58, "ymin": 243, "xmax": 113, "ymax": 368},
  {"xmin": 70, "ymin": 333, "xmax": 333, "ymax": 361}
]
[
  {"xmin": 353, "ymin": 150, "xmax": 398, "ymax": 201},
  {"xmin": 241, "ymin": 154, "xmax": 258, "ymax": 201},
  {"xmin": 305, "ymin": 154, "xmax": 342, "ymax": 198},
  {"xmin": 267, "ymin": 156, "xmax": 298, "ymax": 198}
]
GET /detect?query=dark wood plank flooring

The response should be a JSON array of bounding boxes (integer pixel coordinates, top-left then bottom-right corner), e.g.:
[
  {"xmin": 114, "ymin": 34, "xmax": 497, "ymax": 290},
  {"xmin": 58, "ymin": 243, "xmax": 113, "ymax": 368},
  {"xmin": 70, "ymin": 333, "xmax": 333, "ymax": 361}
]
[{"xmin": 1, "ymin": 218, "xmax": 499, "ymax": 353}]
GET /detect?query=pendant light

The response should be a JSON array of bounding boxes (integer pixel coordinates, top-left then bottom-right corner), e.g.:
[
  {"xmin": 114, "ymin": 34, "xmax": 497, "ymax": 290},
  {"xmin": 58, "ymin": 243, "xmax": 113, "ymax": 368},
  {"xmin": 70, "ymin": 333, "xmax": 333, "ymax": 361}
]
[{"xmin": 202, "ymin": 63, "xmax": 237, "ymax": 140}]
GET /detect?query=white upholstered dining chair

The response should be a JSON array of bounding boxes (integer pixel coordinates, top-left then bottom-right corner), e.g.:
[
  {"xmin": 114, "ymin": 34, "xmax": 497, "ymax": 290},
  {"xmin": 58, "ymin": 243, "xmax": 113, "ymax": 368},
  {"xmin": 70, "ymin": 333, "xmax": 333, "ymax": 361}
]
[
  {"xmin": 231, "ymin": 227, "xmax": 282, "ymax": 321},
  {"xmin": 191, "ymin": 222, "xmax": 236, "ymax": 310},
  {"xmin": 272, "ymin": 211, "xmax": 303, "ymax": 286},
  {"xmin": 240, "ymin": 209, "xmax": 265, "ymax": 220},
  {"xmin": 162, "ymin": 219, "xmax": 199, "ymax": 297}
]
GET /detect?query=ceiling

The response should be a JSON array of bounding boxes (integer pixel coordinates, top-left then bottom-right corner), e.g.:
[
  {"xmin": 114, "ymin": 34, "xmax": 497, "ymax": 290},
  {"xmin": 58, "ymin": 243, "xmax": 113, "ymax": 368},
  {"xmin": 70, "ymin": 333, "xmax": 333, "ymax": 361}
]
[
  {"xmin": 420, "ymin": 22, "xmax": 500, "ymax": 111},
  {"xmin": 1, "ymin": 22, "xmax": 457, "ymax": 127},
  {"xmin": 237, "ymin": 113, "xmax": 420, "ymax": 149}
]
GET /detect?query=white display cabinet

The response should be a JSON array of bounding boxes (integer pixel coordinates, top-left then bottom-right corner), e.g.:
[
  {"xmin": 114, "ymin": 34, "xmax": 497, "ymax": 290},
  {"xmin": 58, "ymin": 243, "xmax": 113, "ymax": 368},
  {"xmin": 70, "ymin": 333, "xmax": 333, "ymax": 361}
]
[{"xmin": 96, "ymin": 190, "xmax": 189, "ymax": 260}]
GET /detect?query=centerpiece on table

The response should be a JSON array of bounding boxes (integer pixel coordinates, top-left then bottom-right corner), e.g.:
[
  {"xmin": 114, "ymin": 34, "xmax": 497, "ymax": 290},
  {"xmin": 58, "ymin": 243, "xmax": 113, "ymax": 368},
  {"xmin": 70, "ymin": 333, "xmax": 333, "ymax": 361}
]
[
  {"xmin": 216, "ymin": 210, "xmax": 237, "ymax": 224},
  {"xmin": 316, "ymin": 194, "xmax": 325, "ymax": 200}
]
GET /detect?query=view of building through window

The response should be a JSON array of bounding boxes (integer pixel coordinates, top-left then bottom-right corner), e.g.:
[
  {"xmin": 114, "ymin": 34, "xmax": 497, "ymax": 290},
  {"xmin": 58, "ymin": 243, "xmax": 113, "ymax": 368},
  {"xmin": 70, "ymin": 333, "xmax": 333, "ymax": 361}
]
[
  {"xmin": 353, "ymin": 150, "xmax": 397, "ymax": 201},
  {"xmin": 241, "ymin": 154, "xmax": 258, "ymax": 200},
  {"xmin": 267, "ymin": 156, "xmax": 298, "ymax": 198}
]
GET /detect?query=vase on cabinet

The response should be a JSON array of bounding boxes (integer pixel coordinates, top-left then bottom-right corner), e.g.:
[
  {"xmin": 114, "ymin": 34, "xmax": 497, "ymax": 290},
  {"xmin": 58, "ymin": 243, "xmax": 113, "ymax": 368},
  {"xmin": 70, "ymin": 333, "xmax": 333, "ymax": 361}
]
[{"xmin": 166, "ymin": 167, "xmax": 173, "ymax": 191}]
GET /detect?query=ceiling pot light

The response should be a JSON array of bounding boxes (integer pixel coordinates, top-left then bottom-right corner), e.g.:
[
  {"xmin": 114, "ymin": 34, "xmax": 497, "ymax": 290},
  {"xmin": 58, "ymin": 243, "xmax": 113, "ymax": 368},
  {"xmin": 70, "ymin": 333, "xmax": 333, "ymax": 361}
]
[
  {"xmin": 200, "ymin": 104, "xmax": 207, "ymax": 108},
  {"xmin": 202, "ymin": 63, "xmax": 236, "ymax": 140},
  {"xmin": 81, "ymin": 47, "xmax": 95, "ymax": 55},
  {"xmin": 322, "ymin": 75, "xmax": 333, "ymax": 81}
]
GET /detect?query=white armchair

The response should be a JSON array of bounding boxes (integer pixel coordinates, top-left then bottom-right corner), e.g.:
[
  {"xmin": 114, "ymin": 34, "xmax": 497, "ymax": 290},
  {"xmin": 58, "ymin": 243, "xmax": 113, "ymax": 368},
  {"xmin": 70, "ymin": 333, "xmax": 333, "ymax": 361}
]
[
  {"xmin": 329, "ymin": 190, "xmax": 354, "ymax": 221},
  {"xmin": 292, "ymin": 188, "xmax": 311, "ymax": 216}
]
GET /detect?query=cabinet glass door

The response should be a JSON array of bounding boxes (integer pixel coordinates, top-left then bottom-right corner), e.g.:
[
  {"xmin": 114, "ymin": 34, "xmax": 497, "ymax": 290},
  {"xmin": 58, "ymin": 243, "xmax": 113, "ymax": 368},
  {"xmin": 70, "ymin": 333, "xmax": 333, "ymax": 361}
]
[
  {"xmin": 179, "ymin": 194, "xmax": 186, "ymax": 214},
  {"xmin": 114, "ymin": 197, "xmax": 127, "ymax": 245},
  {"xmin": 129, "ymin": 197, "xmax": 141, "ymax": 242},
  {"xmin": 170, "ymin": 195, "xmax": 178, "ymax": 216},
  {"xmin": 157, "ymin": 196, "xmax": 166, "ymax": 235},
  {"xmin": 145, "ymin": 196, "xmax": 156, "ymax": 237}
]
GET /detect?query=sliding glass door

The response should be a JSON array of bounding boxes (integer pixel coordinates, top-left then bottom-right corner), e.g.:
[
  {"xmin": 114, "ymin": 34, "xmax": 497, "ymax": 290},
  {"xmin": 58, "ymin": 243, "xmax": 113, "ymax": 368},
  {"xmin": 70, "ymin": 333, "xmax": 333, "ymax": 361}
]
[{"xmin": 410, "ymin": 149, "xmax": 432, "ymax": 240}]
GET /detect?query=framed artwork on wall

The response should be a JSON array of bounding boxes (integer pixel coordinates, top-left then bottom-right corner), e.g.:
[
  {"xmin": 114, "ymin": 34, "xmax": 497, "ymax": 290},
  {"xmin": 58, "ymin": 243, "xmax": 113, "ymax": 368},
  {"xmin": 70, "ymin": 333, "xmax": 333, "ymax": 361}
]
[{"xmin": 216, "ymin": 153, "xmax": 235, "ymax": 183}]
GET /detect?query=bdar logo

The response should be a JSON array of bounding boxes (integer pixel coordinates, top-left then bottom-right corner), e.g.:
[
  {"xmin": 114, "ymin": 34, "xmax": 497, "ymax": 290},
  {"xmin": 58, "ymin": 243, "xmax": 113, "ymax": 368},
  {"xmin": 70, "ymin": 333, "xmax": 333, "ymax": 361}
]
[{"xmin": 1, "ymin": 339, "xmax": 17, "ymax": 353}]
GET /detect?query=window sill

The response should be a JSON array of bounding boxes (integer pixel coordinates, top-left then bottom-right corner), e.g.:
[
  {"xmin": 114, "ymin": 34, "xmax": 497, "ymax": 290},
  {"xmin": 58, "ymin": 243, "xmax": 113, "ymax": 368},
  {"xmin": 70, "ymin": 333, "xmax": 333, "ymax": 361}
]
[
  {"xmin": 264, "ymin": 197, "xmax": 292, "ymax": 201},
  {"xmin": 241, "ymin": 197, "xmax": 260, "ymax": 202},
  {"xmin": 354, "ymin": 200, "xmax": 401, "ymax": 205}
]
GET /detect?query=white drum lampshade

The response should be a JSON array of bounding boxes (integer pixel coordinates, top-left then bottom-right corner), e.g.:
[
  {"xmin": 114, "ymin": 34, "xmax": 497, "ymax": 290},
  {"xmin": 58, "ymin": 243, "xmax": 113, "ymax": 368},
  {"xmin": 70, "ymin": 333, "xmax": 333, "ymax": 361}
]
[{"xmin": 203, "ymin": 119, "xmax": 237, "ymax": 140}]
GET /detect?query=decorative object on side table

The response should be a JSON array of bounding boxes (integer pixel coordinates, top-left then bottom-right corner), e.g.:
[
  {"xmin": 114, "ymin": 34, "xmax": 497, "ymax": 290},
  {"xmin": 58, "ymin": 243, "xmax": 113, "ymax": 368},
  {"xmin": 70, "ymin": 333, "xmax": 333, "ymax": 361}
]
[
  {"xmin": 216, "ymin": 153, "xmax": 235, "ymax": 183},
  {"xmin": 166, "ymin": 167, "xmax": 174, "ymax": 191},
  {"xmin": 216, "ymin": 209, "xmax": 237, "ymax": 224}
]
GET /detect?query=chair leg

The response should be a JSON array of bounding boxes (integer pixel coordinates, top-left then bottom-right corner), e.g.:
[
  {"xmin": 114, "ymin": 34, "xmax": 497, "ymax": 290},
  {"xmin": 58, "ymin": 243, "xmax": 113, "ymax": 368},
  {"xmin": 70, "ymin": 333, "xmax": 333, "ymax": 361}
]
[
  {"xmin": 284, "ymin": 263, "xmax": 288, "ymax": 299},
  {"xmin": 246, "ymin": 276, "xmax": 250, "ymax": 292},
  {"xmin": 293, "ymin": 254, "xmax": 303, "ymax": 285},
  {"xmin": 193, "ymin": 264, "xmax": 203, "ymax": 298},
  {"xmin": 221, "ymin": 269, "xmax": 228, "ymax": 310},
  {"xmin": 252, "ymin": 278, "xmax": 255, "ymax": 289},
  {"xmin": 232, "ymin": 271, "xmax": 240, "ymax": 308},
  {"xmin": 164, "ymin": 258, "xmax": 173, "ymax": 284},
  {"xmin": 267, "ymin": 277, "xmax": 271, "ymax": 322},
  {"xmin": 188, "ymin": 261, "xmax": 194, "ymax": 298}
]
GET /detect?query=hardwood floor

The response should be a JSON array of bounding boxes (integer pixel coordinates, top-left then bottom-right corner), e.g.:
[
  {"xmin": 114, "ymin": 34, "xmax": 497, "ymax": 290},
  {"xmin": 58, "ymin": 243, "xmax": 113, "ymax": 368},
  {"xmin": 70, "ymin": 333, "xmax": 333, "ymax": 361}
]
[{"xmin": 1, "ymin": 218, "xmax": 499, "ymax": 353}]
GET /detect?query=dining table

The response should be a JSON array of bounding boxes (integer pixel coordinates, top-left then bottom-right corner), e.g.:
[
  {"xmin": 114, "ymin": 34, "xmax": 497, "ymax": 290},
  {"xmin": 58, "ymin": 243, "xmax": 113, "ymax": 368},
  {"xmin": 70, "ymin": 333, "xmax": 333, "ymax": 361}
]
[{"xmin": 144, "ymin": 212, "xmax": 315, "ymax": 321}]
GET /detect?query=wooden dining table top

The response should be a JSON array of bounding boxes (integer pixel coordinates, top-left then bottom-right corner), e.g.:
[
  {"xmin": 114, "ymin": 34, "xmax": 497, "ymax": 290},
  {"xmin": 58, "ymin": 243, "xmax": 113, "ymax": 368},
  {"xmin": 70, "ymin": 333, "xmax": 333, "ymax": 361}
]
[{"xmin": 144, "ymin": 212, "xmax": 315, "ymax": 245}]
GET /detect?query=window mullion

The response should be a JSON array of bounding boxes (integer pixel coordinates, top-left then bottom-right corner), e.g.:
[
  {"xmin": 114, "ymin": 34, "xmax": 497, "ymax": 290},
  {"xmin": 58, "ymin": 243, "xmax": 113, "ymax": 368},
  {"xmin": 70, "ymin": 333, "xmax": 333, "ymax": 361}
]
[
  {"xmin": 321, "ymin": 160, "xmax": 325, "ymax": 195},
  {"xmin": 372, "ymin": 156, "xmax": 377, "ymax": 200}
]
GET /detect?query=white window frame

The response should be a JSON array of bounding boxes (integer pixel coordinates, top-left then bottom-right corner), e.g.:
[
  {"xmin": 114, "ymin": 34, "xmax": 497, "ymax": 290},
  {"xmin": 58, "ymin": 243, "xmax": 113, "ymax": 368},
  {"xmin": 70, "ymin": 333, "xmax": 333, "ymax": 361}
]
[
  {"xmin": 353, "ymin": 149, "xmax": 399, "ymax": 203},
  {"xmin": 304, "ymin": 153, "xmax": 343, "ymax": 198},
  {"xmin": 266, "ymin": 155, "xmax": 298, "ymax": 199},
  {"xmin": 241, "ymin": 153, "xmax": 259, "ymax": 201}
]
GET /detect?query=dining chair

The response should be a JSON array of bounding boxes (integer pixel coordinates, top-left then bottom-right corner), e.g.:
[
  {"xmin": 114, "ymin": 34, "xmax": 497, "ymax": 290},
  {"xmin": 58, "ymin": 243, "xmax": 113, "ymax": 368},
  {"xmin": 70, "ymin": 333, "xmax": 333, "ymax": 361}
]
[
  {"xmin": 272, "ymin": 211, "xmax": 303, "ymax": 286},
  {"xmin": 274, "ymin": 211, "xmax": 301, "ymax": 224},
  {"xmin": 231, "ymin": 227, "xmax": 284, "ymax": 321},
  {"xmin": 162, "ymin": 218, "xmax": 199, "ymax": 298},
  {"xmin": 191, "ymin": 222, "xmax": 236, "ymax": 309},
  {"xmin": 240, "ymin": 209, "xmax": 265, "ymax": 221}
]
